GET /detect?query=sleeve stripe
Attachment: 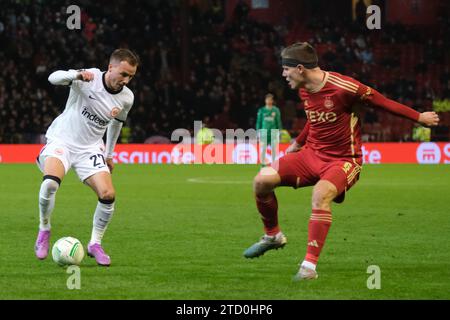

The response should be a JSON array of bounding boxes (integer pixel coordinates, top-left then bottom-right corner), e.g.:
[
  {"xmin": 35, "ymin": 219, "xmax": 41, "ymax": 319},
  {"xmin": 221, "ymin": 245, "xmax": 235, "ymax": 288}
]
[
  {"xmin": 328, "ymin": 74, "xmax": 359, "ymax": 90},
  {"xmin": 114, "ymin": 118, "xmax": 125, "ymax": 123},
  {"xmin": 328, "ymin": 78, "xmax": 357, "ymax": 93}
]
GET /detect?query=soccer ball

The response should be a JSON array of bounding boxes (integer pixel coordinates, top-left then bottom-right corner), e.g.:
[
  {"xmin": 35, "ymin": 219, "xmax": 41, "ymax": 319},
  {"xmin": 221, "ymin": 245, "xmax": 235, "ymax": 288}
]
[{"xmin": 52, "ymin": 237, "xmax": 85, "ymax": 266}]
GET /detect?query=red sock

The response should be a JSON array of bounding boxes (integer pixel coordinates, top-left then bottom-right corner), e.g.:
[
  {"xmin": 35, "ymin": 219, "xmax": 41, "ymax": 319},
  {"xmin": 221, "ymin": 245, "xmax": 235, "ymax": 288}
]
[
  {"xmin": 304, "ymin": 209, "xmax": 332, "ymax": 265},
  {"xmin": 255, "ymin": 192, "xmax": 280, "ymax": 236}
]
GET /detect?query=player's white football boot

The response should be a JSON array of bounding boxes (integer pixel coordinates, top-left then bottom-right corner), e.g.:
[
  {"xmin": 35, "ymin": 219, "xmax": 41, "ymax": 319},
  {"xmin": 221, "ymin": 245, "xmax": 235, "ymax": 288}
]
[{"xmin": 293, "ymin": 265, "xmax": 318, "ymax": 281}]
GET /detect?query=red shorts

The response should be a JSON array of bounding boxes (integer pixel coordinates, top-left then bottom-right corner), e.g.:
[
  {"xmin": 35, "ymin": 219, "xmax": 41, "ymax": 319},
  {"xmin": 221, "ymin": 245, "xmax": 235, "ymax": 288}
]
[{"xmin": 272, "ymin": 146, "xmax": 362, "ymax": 197}]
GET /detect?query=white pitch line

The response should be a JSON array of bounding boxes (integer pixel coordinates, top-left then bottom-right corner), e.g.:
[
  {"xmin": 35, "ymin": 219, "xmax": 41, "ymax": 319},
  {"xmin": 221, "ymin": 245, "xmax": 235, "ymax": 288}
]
[{"xmin": 187, "ymin": 178, "xmax": 250, "ymax": 184}]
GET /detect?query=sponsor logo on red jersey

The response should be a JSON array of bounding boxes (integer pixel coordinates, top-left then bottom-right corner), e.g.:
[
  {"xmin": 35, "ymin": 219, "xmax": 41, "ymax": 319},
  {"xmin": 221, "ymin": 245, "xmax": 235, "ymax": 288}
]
[{"xmin": 305, "ymin": 110, "xmax": 337, "ymax": 123}]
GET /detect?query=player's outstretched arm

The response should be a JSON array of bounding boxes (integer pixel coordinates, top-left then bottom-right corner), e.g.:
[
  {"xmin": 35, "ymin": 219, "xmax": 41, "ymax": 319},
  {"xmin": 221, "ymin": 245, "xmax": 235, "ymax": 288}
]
[
  {"xmin": 361, "ymin": 87, "xmax": 439, "ymax": 126},
  {"xmin": 48, "ymin": 70, "xmax": 94, "ymax": 86}
]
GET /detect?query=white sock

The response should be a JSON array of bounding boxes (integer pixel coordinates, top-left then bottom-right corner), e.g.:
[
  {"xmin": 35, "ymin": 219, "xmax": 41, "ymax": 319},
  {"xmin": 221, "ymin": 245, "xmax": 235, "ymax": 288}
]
[
  {"xmin": 266, "ymin": 231, "xmax": 283, "ymax": 239},
  {"xmin": 301, "ymin": 260, "xmax": 317, "ymax": 271},
  {"xmin": 90, "ymin": 200, "xmax": 115, "ymax": 245},
  {"xmin": 39, "ymin": 178, "xmax": 60, "ymax": 231},
  {"xmin": 275, "ymin": 231, "xmax": 283, "ymax": 238}
]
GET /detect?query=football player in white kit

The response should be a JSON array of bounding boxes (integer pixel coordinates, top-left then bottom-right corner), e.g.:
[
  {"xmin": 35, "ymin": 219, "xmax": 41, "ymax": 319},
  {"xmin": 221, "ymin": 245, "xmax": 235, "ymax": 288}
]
[{"xmin": 35, "ymin": 49, "xmax": 139, "ymax": 266}]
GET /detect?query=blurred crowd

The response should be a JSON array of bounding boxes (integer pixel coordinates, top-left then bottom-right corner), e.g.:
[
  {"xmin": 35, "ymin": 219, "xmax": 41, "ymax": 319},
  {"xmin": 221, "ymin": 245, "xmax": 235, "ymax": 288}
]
[{"xmin": 0, "ymin": 0, "xmax": 448, "ymax": 143}]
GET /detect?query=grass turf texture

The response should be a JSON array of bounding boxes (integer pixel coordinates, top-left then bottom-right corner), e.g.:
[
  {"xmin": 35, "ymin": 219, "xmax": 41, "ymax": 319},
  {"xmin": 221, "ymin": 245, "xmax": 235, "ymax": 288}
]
[{"xmin": 0, "ymin": 164, "xmax": 449, "ymax": 299}]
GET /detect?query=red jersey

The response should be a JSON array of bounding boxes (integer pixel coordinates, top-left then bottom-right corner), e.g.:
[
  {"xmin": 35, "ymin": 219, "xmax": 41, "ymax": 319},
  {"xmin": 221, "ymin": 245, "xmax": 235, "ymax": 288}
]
[{"xmin": 296, "ymin": 71, "xmax": 420, "ymax": 160}]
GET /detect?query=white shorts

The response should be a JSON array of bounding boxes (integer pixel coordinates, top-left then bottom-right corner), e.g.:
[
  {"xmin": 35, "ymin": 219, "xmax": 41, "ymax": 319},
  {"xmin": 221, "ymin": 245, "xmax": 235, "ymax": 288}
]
[{"xmin": 36, "ymin": 139, "xmax": 110, "ymax": 182}]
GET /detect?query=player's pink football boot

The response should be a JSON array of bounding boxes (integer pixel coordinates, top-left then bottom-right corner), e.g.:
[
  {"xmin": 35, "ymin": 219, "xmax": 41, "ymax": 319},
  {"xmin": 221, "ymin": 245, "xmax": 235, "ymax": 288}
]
[
  {"xmin": 35, "ymin": 230, "xmax": 51, "ymax": 259},
  {"xmin": 87, "ymin": 243, "xmax": 111, "ymax": 266}
]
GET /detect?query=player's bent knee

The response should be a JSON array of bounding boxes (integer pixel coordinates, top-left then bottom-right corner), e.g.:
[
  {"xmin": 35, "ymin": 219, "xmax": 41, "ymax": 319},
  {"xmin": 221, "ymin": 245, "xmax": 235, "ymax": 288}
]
[
  {"xmin": 259, "ymin": 166, "xmax": 278, "ymax": 177},
  {"xmin": 98, "ymin": 190, "xmax": 115, "ymax": 202},
  {"xmin": 253, "ymin": 176, "xmax": 268, "ymax": 195},
  {"xmin": 253, "ymin": 168, "xmax": 280, "ymax": 195},
  {"xmin": 43, "ymin": 157, "xmax": 66, "ymax": 178},
  {"xmin": 312, "ymin": 192, "xmax": 330, "ymax": 209},
  {"xmin": 312, "ymin": 181, "xmax": 338, "ymax": 209}
]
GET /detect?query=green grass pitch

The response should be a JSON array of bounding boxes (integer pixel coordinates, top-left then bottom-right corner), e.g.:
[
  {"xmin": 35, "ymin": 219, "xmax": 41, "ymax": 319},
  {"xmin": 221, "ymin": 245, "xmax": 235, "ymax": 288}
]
[{"xmin": 0, "ymin": 163, "xmax": 449, "ymax": 299}]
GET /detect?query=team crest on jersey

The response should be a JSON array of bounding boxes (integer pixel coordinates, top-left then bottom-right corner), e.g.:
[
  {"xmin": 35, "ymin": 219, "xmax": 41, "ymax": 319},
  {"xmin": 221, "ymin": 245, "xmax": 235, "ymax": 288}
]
[
  {"xmin": 324, "ymin": 96, "xmax": 334, "ymax": 109},
  {"xmin": 110, "ymin": 107, "xmax": 121, "ymax": 117},
  {"xmin": 272, "ymin": 112, "xmax": 276, "ymax": 117}
]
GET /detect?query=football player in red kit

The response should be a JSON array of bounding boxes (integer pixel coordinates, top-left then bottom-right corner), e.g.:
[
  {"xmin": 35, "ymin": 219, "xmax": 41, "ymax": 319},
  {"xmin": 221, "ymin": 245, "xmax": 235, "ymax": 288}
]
[{"xmin": 243, "ymin": 42, "xmax": 439, "ymax": 280}]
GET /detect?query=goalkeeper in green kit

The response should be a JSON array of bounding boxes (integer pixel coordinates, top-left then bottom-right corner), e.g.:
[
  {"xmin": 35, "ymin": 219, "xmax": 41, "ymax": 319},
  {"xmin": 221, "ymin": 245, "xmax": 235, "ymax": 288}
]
[{"xmin": 256, "ymin": 93, "xmax": 283, "ymax": 166}]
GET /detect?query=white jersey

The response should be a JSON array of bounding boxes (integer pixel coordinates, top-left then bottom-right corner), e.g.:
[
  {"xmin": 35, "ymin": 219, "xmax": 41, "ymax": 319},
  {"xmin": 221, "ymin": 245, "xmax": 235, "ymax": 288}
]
[{"xmin": 46, "ymin": 68, "xmax": 134, "ymax": 148}]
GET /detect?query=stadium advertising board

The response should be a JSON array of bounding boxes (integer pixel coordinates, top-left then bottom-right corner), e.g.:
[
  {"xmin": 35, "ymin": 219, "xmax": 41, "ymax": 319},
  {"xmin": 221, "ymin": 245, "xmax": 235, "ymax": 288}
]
[{"xmin": 1, "ymin": 143, "xmax": 449, "ymax": 164}]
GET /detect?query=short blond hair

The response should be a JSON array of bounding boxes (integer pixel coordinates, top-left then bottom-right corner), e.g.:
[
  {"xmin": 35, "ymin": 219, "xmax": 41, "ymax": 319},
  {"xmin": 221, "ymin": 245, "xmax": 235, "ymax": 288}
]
[{"xmin": 110, "ymin": 49, "xmax": 140, "ymax": 66}]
